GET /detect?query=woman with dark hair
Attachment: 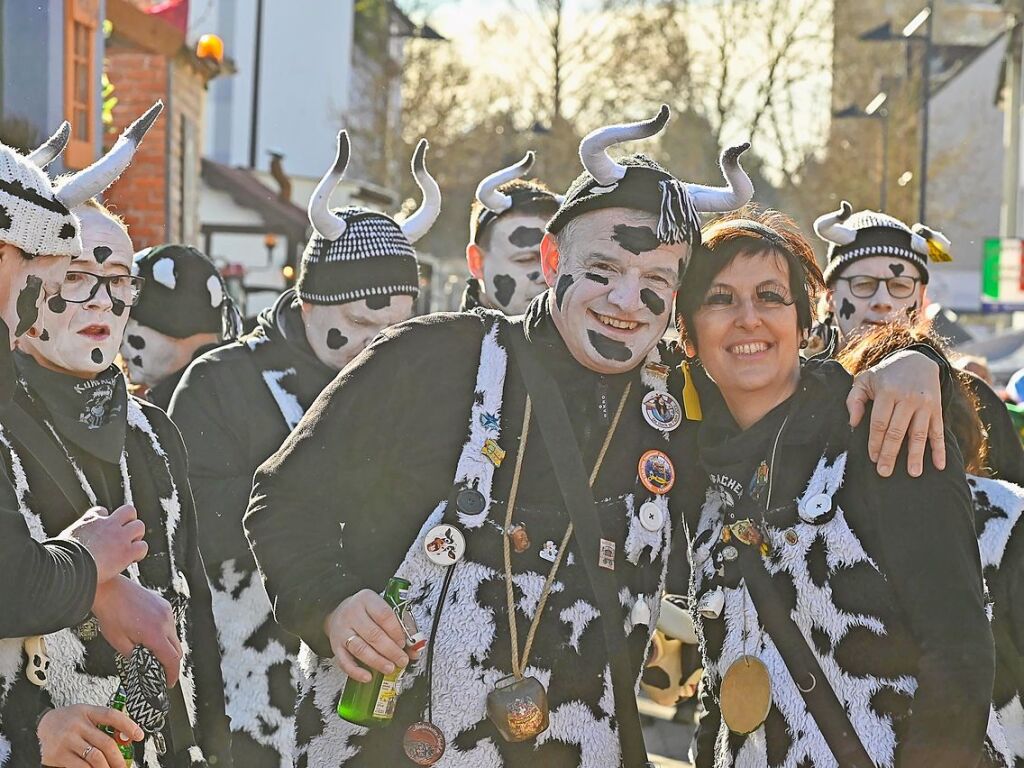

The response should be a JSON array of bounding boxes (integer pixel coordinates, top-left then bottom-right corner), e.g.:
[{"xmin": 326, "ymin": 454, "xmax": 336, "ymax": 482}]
[{"xmin": 677, "ymin": 210, "xmax": 998, "ymax": 767}]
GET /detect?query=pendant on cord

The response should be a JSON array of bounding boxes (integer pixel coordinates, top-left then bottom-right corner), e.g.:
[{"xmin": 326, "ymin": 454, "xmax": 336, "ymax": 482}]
[
  {"xmin": 486, "ymin": 674, "xmax": 550, "ymax": 742},
  {"xmin": 403, "ymin": 721, "xmax": 446, "ymax": 765},
  {"xmin": 720, "ymin": 655, "xmax": 772, "ymax": 734}
]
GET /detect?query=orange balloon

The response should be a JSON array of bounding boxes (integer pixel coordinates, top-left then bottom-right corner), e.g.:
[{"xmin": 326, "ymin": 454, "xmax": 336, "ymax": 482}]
[{"xmin": 196, "ymin": 34, "xmax": 224, "ymax": 64}]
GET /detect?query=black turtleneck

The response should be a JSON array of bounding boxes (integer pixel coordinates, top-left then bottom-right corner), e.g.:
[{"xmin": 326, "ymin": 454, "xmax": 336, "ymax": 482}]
[{"xmin": 0, "ymin": 320, "xmax": 98, "ymax": 638}]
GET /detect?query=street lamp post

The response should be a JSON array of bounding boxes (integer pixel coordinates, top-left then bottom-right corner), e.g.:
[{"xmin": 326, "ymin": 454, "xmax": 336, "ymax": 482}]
[
  {"xmin": 859, "ymin": 2, "xmax": 935, "ymax": 222},
  {"xmin": 834, "ymin": 92, "xmax": 891, "ymax": 211}
]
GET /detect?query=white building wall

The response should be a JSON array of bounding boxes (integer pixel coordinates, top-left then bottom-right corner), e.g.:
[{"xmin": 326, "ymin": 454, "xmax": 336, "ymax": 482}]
[{"xmin": 188, "ymin": 0, "xmax": 355, "ymax": 178}]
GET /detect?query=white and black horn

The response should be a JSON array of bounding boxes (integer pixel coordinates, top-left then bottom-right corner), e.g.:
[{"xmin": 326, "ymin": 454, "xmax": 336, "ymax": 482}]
[
  {"xmin": 55, "ymin": 101, "xmax": 163, "ymax": 209},
  {"xmin": 308, "ymin": 130, "xmax": 351, "ymax": 241},
  {"xmin": 476, "ymin": 151, "xmax": 535, "ymax": 213},
  {"xmin": 398, "ymin": 139, "xmax": 441, "ymax": 244},
  {"xmin": 686, "ymin": 142, "xmax": 754, "ymax": 213},
  {"xmin": 26, "ymin": 121, "xmax": 71, "ymax": 168},
  {"xmin": 910, "ymin": 223, "xmax": 950, "ymax": 257},
  {"xmin": 813, "ymin": 200, "xmax": 857, "ymax": 246},
  {"xmin": 579, "ymin": 105, "xmax": 671, "ymax": 186}
]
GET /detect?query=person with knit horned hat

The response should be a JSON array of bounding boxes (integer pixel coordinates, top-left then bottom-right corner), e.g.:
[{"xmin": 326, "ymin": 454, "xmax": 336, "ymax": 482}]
[
  {"xmin": 813, "ymin": 202, "xmax": 1024, "ymax": 483},
  {"xmin": 461, "ymin": 153, "xmax": 561, "ymax": 314},
  {"xmin": 121, "ymin": 244, "xmax": 241, "ymax": 410},
  {"xmin": 168, "ymin": 131, "xmax": 439, "ymax": 767},
  {"xmin": 0, "ymin": 104, "xmax": 199, "ymax": 768}
]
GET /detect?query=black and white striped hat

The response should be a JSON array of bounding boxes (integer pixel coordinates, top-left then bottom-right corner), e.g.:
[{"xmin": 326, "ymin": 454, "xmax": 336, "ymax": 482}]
[
  {"xmin": 296, "ymin": 131, "xmax": 440, "ymax": 306},
  {"xmin": 816, "ymin": 201, "xmax": 951, "ymax": 285}
]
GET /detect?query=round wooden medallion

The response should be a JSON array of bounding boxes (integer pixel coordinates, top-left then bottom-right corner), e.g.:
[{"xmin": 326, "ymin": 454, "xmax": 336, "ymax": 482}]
[{"xmin": 720, "ymin": 655, "xmax": 772, "ymax": 735}]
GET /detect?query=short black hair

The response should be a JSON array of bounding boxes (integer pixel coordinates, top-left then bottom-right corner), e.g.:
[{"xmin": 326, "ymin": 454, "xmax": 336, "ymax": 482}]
[{"xmin": 469, "ymin": 178, "xmax": 560, "ymax": 248}]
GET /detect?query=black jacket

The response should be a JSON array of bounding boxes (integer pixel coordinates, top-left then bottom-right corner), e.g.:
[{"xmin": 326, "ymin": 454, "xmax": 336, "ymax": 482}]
[{"xmin": 145, "ymin": 342, "xmax": 224, "ymax": 411}]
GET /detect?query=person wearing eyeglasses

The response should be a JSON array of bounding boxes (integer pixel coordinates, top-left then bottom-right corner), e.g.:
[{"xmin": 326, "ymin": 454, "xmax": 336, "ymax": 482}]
[
  {"xmin": 6, "ymin": 199, "xmax": 232, "ymax": 766},
  {"xmin": 814, "ymin": 202, "xmax": 1024, "ymax": 484}
]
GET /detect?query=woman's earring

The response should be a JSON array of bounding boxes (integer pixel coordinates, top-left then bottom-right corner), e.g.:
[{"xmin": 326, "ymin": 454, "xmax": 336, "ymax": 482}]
[{"xmin": 799, "ymin": 338, "xmax": 809, "ymax": 349}]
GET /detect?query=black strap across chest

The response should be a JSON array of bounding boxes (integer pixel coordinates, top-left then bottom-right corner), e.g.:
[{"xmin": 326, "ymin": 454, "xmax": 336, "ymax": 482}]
[{"xmin": 508, "ymin": 329, "xmax": 653, "ymax": 768}]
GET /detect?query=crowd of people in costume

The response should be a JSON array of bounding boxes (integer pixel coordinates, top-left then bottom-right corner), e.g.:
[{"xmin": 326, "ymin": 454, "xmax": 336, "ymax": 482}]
[{"xmin": 0, "ymin": 96, "xmax": 1022, "ymax": 768}]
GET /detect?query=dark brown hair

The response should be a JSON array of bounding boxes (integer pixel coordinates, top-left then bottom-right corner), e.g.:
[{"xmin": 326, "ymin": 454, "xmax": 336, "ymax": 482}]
[
  {"xmin": 469, "ymin": 178, "xmax": 560, "ymax": 247},
  {"xmin": 676, "ymin": 208, "xmax": 824, "ymax": 344},
  {"xmin": 838, "ymin": 322, "xmax": 989, "ymax": 476}
]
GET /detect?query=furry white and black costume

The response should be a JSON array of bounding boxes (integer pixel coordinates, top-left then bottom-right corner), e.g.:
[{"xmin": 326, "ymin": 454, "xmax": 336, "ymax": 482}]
[
  {"xmin": 0, "ymin": 356, "xmax": 231, "ymax": 766},
  {"xmin": 687, "ymin": 360, "xmax": 1001, "ymax": 768},
  {"xmin": 169, "ymin": 133, "xmax": 437, "ymax": 768}
]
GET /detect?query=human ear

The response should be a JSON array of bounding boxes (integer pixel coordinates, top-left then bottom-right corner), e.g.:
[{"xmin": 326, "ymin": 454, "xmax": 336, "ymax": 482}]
[
  {"xmin": 540, "ymin": 233, "xmax": 560, "ymax": 288},
  {"xmin": 466, "ymin": 243, "xmax": 485, "ymax": 281}
]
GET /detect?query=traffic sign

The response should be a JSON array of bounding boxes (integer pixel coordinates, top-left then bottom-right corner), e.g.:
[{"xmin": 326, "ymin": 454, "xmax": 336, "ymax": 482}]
[{"xmin": 982, "ymin": 237, "xmax": 1024, "ymax": 311}]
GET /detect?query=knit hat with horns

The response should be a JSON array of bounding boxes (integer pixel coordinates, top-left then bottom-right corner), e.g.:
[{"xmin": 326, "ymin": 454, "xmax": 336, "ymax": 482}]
[
  {"xmin": 0, "ymin": 102, "xmax": 162, "ymax": 259},
  {"xmin": 547, "ymin": 105, "xmax": 754, "ymax": 246},
  {"xmin": 815, "ymin": 201, "xmax": 952, "ymax": 286},
  {"xmin": 297, "ymin": 131, "xmax": 439, "ymax": 305},
  {"xmin": 471, "ymin": 152, "xmax": 560, "ymax": 244}
]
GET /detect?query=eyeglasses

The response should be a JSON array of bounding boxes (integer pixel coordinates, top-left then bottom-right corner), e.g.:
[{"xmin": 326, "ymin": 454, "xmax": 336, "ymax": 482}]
[
  {"xmin": 60, "ymin": 271, "xmax": 146, "ymax": 306},
  {"xmin": 835, "ymin": 275, "xmax": 920, "ymax": 299}
]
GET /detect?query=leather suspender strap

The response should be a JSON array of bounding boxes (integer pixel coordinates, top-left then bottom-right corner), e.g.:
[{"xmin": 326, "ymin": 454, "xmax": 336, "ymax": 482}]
[
  {"xmin": 731, "ymin": 525, "xmax": 876, "ymax": 768},
  {"xmin": 508, "ymin": 330, "xmax": 652, "ymax": 768}
]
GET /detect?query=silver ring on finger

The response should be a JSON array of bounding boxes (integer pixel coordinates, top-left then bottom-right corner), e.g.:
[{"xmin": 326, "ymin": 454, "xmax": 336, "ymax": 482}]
[
  {"xmin": 82, "ymin": 744, "xmax": 95, "ymax": 759},
  {"xmin": 345, "ymin": 633, "xmax": 359, "ymax": 651}
]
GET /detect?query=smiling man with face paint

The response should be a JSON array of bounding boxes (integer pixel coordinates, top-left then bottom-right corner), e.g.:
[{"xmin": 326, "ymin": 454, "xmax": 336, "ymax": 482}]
[
  {"xmin": 462, "ymin": 154, "xmax": 561, "ymax": 315},
  {"xmin": 168, "ymin": 132, "xmax": 436, "ymax": 767},
  {"xmin": 814, "ymin": 202, "xmax": 1024, "ymax": 485}
]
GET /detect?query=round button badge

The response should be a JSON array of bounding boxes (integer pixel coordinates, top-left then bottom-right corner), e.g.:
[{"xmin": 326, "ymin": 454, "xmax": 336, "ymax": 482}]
[
  {"xmin": 423, "ymin": 524, "xmax": 467, "ymax": 566},
  {"xmin": 638, "ymin": 501, "xmax": 665, "ymax": 532},
  {"xmin": 638, "ymin": 450, "xmax": 675, "ymax": 495},
  {"xmin": 799, "ymin": 493, "xmax": 833, "ymax": 523},
  {"xmin": 641, "ymin": 391, "xmax": 683, "ymax": 432}
]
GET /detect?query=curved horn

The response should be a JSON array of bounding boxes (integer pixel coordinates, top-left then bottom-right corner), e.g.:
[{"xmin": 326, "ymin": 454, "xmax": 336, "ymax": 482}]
[
  {"xmin": 911, "ymin": 223, "xmax": 951, "ymax": 258},
  {"xmin": 308, "ymin": 130, "xmax": 351, "ymax": 240},
  {"xmin": 55, "ymin": 101, "xmax": 162, "ymax": 208},
  {"xmin": 813, "ymin": 200, "xmax": 857, "ymax": 246},
  {"xmin": 400, "ymin": 139, "xmax": 441, "ymax": 244},
  {"xmin": 579, "ymin": 104, "xmax": 671, "ymax": 186},
  {"xmin": 27, "ymin": 121, "xmax": 71, "ymax": 168},
  {"xmin": 476, "ymin": 151, "xmax": 535, "ymax": 214},
  {"xmin": 685, "ymin": 142, "xmax": 754, "ymax": 213}
]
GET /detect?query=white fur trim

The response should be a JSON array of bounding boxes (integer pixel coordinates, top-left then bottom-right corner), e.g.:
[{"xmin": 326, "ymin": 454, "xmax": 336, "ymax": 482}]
[{"xmin": 262, "ymin": 368, "xmax": 306, "ymax": 430}]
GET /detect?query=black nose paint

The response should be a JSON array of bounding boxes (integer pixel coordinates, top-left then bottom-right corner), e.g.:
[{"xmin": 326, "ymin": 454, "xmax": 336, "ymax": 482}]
[
  {"xmin": 587, "ymin": 330, "xmax": 633, "ymax": 362},
  {"xmin": 492, "ymin": 274, "xmax": 516, "ymax": 307},
  {"xmin": 14, "ymin": 276, "xmax": 43, "ymax": 337},
  {"xmin": 47, "ymin": 295, "xmax": 67, "ymax": 314},
  {"xmin": 555, "ymin": 274, "xmax": 574, "ymax": 310},
  {"xmin": 131, "ymin": 355, "xmax": 143, "ymax": 367},
  {"xmin": 526, "ymin": 271, "xmax": 541, "ymax": 282},
  {"xmin": 93, "ymin": 246, "xmax": 113, "ymax": 264},
  {"xmin": 0, "ymin": 204, "xmax": 10, "ymax": 230},
  {"xmin": 508, "ymin": 226, "xmax": 544, "ymax": 248},
  {"xmin": 839, "ymin": 297, "xmax": 856, "ymax": 321},
  {"xmin": 888, "ymin": 263, "xmax": 905, "ymax": 276},
  {"xmin": 584, "ymin": 272, "xmax": 610, "ymax": 285},
  {"xmin": 111, "ymin": 300, "xmax": 126, "ymax": 317},
  {"xmin": 91, "ymin": 348, "xmax": 103, "ymax": 364},
  {"xmin": 39, "ymin": 329, "xmax": 49, "ymax": 342},
  {"xmin": 58, "ymin": 223, "xmax": 75, "ymax": 240},
  {"xmin": 639, "ymin": 288, "xmax": 665, "ymax": 315},
  {"xmin": 365, "ymin": 295, "xmax": 391, "ymax": 310},
  {"xmin": 326, "ymin": 328, "xmax": 348, "ymax": 350},
  {"xmin": 612, "ymin": 224, "xmax": 660, "ymax": 255},
  {"xmin": 127, "ymin": 334, "xmax": 146, "ymax": 350}
]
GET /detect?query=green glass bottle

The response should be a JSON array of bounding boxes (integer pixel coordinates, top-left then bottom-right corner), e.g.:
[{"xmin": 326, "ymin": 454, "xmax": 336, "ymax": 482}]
[
  {"xmin": 337, "ymin": 577, "xmax": 411, "ymax": 726},
  {"xmin": 99, "ymin": 687, "xmax": 135, "ymax": 767}
]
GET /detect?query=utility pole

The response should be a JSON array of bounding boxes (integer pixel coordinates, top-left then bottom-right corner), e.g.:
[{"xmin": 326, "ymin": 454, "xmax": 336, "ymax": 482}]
[
  {"xmin": 1002, "ymin": 16, "xmax": 1024, "ymax": 238},
  {"xmin": 248, "ymin": 0, "xmax": 265, "ymax": 169}
]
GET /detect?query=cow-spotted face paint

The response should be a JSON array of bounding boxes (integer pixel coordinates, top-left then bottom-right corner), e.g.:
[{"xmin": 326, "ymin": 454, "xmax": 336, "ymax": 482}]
[
  {"xmin": 120, "ymin": 317, "xmax": 199, "ymax": 389},
  {"xmin": 545, "ymin": 207, "xmax": 686, "ymax": 375},
  {"xmin": 19, "ymin": 207, "xmax": 133, "ymax": 377},
  {"xmin": 472, "ymin": 212, "xmax": 550, "ymax": 315},
  {"xmin": 301, "ymin": 295, "xmax": 415, "ymax": 371},
  {"xmin": 827, "ymin": 255, "xmax": 925, "ymax": 346},
  {"xmin": 0, "ymin": 244, "xmax": 69, "ymax": 349}
]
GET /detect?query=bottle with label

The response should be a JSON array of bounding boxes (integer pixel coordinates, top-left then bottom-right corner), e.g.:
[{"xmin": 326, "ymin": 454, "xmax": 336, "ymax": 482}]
[
  {"xmin": 337, "ymin": 577, "xmax": 411, "ymax": 727},
  {"xmin": 99, "ymin": 687, "xmax": 135, "ymax": 767}
]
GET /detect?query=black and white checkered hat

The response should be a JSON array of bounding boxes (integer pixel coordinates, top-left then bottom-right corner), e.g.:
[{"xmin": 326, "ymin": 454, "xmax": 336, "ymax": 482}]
[{"xmin": 299, "ymin": 131, "xmax": 440, "ymax": 306}]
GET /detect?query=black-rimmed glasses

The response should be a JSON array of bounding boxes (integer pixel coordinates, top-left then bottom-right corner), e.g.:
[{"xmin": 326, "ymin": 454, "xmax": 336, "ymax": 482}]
[
  {"xmin": 60, "ymin": 271, "xmax": 146, "ymax": 306},
  {"xmin": 834, "ymin": 275, "xmax": 920, "ymax": 299}
]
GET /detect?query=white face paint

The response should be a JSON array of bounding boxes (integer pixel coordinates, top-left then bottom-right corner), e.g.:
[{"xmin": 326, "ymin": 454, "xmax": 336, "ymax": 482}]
[
  {"xmin": 476, "ymin": 212, "xmax": 550, "ymax": 315},
  {"xmin": 120, "ymin": 318, "xmax": 199, "ymax": 389},
  {"xmin": 827, "ymin": 255, "xmax": 926, "ymax": 345},
  {"xmin": 301, "ymin": 295, "xmax": 415, "ymax": 371},
  {"xmin": 0, "ymin": 244, "xmax": 69, "ymax": 348},
  {"xmin": 547, "ymin": 208, "xmax": 686, "ymax": 375},
  {"xmin": 19, "ymin": 207, "xmax": 134, "ymax": 378}
]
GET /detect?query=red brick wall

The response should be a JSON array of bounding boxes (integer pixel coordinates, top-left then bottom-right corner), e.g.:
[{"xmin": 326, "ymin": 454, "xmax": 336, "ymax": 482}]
[{"xmin": 103, "ymin": 50, "xmax": 170, "ymax": 248}]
